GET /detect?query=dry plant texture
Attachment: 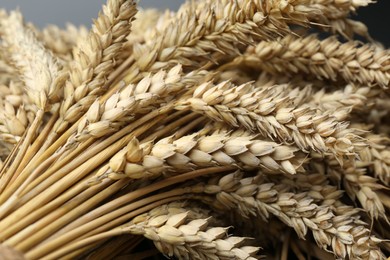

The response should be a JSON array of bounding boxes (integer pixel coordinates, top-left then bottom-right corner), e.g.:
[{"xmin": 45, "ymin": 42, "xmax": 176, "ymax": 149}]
[{"xmin": 0, "ymin": 0, "xmax": 389, "ymax": 259}]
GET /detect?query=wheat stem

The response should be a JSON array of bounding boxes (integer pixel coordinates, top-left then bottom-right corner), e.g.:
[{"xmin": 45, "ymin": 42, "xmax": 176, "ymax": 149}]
[
  {"xmin": 0, "ymin": 109, "xmax": 43, "ymax": 196},
  {"xmin": 0, "ymin": 173, "xmax": 107, "ymax": 241},
  {"xmin": 0, "ymin": 117, "xmax": 161, "ymax": 231},
  {"xmin": 9, "ymin": 180, "xmax": 128, "ymax": 252},
  {"xmin": 13, "ymin": 109, "xmax": 59, "ymax": 180},
  {"xmin": 34, "ymin": 196, "xmax": 182, "ymax": 260}
]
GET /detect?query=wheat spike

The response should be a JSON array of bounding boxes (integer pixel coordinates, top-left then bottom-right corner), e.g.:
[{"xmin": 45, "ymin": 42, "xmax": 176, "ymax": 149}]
[
  {"xmin": 309, "ymin": 84, "xmax": 370, "ymax": 116},
  {"xmin": 101, "ymin": 128, "xmax": 306, "ymax": 181},
  {"xmin": 238, "ymin": 34, "xmax": 390, "ymax": 88},
  {"xmin": 362, "ymin": 134, "xmax": 390, "ymax": 185},
  {"xmin": 176, "ymin": 81, "xmax": 366, "ymax": 163},
  {"xmin": 75, "ymin": 65, "xmax": 213, "ymax": 141},
  {"xmin": 55, "ymin": 0, "xmax": 138, "ymax": 133},
  {"xmin": 130, "ymin": 0, "xmax": 333, "ymax": 74},
  {"xmin": 319, "ymin": 139, "xmax": 389, "ymax": 221},
  {"xmin": 308, "ymin": 0, "xmax": 374, "ymax": 39},
  {"xmin": 0, "ymin": 11, "xmax": 66, "ymax": 111},
  {"xmin": 38, "ymin": 24, "xmax": 88, "ymax": 62},
  {"xmin": 195, "ymin": 171, "xmax": 385, "ymax": 259},
  {"xmin": 126, "ymin": 202, "xmax": 259, "ymax": 260}
]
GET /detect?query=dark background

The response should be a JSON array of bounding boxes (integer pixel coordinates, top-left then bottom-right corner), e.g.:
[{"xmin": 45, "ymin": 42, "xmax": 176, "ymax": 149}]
[
  {"xmin": 356, "ymin": 0, "xmax": 390, "ymax": 47},
  {"xmin": 0, "ymin": 0, "xmax": 388, "ymax": 47}
]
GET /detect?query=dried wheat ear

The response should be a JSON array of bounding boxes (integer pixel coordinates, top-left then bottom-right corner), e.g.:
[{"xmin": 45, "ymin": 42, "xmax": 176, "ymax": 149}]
[{"xmin": 0, "ymin": 0, "xmax": 389, "ymax": 259}]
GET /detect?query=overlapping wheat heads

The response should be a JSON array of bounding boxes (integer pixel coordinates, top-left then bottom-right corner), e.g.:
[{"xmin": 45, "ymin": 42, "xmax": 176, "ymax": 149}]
[{"xmin": 0, "ymin": 0, "xmax": 389, "ymax": 259}]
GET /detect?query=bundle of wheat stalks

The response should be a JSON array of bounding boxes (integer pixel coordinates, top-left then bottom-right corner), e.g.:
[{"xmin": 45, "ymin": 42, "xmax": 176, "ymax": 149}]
[{"xmin": 0, "ymin": 0, "xmax": 389, "ymax": 259}]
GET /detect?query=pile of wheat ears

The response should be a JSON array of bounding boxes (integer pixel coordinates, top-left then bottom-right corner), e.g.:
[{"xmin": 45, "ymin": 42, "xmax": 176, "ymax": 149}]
[{"xmin": 0, "ymin": 0, "xmax": 389, "ymax": 259}]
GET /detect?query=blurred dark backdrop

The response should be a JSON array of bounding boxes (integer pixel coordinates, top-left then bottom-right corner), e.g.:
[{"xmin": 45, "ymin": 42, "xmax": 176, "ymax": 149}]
[
  {"xmin": 356, "ymin": 0, "xmax": 390, "ymax": 47},
  {"xmin": 0, "ymin": 0, "xmax": 389, "ymax": 47}
]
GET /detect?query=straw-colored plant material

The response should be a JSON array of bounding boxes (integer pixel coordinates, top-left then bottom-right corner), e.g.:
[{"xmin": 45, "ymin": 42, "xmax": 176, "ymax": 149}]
[
  {"xmin": 100, "ymin": 129, "xmax": 306, "ymax": 181},
  {"xmin": 176, "ymin": 81, "xmax": 367, "ymax": 162},
  {"xmin": 234, "ymin": 34, "xmax": 390, "ymax": 88},
  {"xmin": 0, "ymin": 0, "xmax": 389, "ymax": 259}
]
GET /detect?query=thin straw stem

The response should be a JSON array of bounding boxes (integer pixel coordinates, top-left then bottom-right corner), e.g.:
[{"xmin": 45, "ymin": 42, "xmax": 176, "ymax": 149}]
[
  {"xmin": 32, "ymin": 196, "xmax": 184, "ymax": 260},
  {"xmin": 0, "ymin": 173, "xmax": 107, "ymax": 240},
  {"xmin": 13, "ymin": 109, "xmax": 59, "ymax": 182},
  {"xmin": 0, "ymin": 117, "xmax": 163, "ymax": 231},
  {"xmin": 0, "ymin": 109, "xmax": 43, "ymax": 195},
  {"xmin": 29, "ymin": 167, "xmax": 232, "ymax": 256},
  {"xmin": 9, "ymin": 180, "xmax": 128, "ymax": 251}
]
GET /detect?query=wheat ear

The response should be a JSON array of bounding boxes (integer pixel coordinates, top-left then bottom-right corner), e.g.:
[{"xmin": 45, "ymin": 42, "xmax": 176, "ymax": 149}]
[
  {"xmin": 176, "ymin": 81, "xmax": 366, "ymax": 163},
  {"xmin": 238, "ymin": 34, "xmax": 390, "ymax": 88},
  {"xmin": 55, "ymin": 0, "xmax": 138, "ymax": 134},
  {"xmin": 101, "ymin": 128, "xmax": 306, "ymax": 182},
  {"xmin": 125, "ymin": 202, "xmax": 259, "ymax": 260},
  {"xmin": 75, "ymin": 65, "xmax": 213, "ymax": 142},
  {"xmin": 127, "ymin": 0, "xmax": 330, "ymax": 76},
  {"xmin": 0, "ymin": 11, "xmax": 66, "ymax": 193},
  {"xmin": 194, "ymin": 171, "xmax": 385, "ymax": 259}
]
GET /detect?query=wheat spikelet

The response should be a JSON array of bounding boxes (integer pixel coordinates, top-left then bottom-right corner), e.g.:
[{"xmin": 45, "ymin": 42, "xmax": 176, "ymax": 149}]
[
  {"xmin": 238, "ymin": 34, "xmax": 390, "ymax": 88},
  {"xmin": 0, "ymin": 101, "xmax": 34, "ymax": 145},
  {"xmin": 176, "ymin": 81, "xmax": 366, "ymax": 163}
]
